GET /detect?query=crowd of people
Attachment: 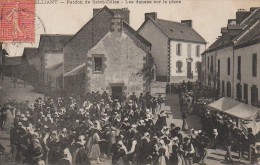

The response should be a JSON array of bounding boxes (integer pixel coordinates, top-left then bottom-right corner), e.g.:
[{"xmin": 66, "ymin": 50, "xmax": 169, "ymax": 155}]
[
  {"xmin": 0, "ymin": 80, "xmax": 259, "ymax": 165},
  {"xmin": 0, "ymin": 91, "xmax": 199, "ymax": 165},
  {"xmin": 176, "ymin": 81, "xmax": 260, "ymax": 164}
]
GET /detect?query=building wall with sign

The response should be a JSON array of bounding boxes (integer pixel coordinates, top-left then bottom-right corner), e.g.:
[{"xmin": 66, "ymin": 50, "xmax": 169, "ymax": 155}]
[{"xmin": 85, "ymin": 30, "xmax": 149, "ymax": 95}]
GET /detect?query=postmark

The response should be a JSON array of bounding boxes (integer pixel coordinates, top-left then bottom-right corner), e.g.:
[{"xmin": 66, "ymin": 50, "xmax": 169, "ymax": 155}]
[{"xmin": 0, "ymin": 0, "xmax": 35, "ymax": 42}]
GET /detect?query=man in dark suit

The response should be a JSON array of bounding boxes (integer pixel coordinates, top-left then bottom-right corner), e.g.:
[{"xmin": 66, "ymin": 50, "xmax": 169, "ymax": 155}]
[{"xmin": 248, "ymin": 128, "xmax": 256, "ymax": 162}]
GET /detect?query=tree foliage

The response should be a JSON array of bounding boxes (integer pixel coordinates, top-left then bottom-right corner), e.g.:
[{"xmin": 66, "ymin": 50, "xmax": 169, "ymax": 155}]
[{"xmin": 137, "ymin": 53, "xmax": 154, "ymax": 85}]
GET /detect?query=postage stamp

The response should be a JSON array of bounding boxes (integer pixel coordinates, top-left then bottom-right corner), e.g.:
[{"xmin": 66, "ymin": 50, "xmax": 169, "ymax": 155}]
[{"xmin": 0, "ymin": 0, "xmax": 35, "ymax": 42}]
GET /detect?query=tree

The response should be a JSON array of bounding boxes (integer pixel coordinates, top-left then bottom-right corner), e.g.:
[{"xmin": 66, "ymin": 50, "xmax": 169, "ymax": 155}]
[{"xmin": 137, "ymin": 53, "xmax": 154, "ymax": 85}]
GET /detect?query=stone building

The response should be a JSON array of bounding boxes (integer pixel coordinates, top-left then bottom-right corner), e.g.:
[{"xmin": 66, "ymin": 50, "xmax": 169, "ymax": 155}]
[
  {"xmin": 63, "ymin": 6, "xmax": 151, "ymax": 97},
  {"xmin": 38, "ymin": 34, "xmax": 72, "ymax": 87},
  {"xmin": 45, "ymin": 62, "xmax": 63, "ymax": 91},
  {"xmin": 201, "ymin": 7, "xmax": 260, "ymax": 107},
  {"xmin": 138, "ymin": 13, "xmax": 206, "ymax": 82}
]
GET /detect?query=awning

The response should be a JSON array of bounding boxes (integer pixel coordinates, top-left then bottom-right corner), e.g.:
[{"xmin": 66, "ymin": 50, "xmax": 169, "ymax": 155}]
[
  {"xmin": 64, "ymin": 63, "xmax": 85, "ymax": 77},
  {"xmin": 208, "ymin": 97, "xmax": 260, "ymax": 120},
  {"xmin": 225, "ymin": 103, "xmax": 260, "ymax": 120},
  {"xmin": 208, "ymin": 97, "xmax": 241, "ymax": 112}
]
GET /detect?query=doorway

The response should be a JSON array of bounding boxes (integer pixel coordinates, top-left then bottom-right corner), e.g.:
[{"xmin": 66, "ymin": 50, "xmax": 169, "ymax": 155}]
[
  {"xmin": 111, "ymin": 86, "xmax": 123, "ymax": 100},
  {"xmin": 187, "ymin": 62, "xmax": 191, "ymax": 78}
]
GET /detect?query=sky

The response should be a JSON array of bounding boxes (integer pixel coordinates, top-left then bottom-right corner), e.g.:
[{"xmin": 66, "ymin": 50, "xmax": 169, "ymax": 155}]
[{"xmin": 2, "ymin": 0, "xmax": 260, "ymax": 56}]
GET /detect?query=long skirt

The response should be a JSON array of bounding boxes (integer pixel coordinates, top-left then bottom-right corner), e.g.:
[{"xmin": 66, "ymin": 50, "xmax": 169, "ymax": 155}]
[
  {"xmin": 182, "ymin": 119, "xmax": 188, "ymax": 131},
  {"xmin": 88, "ymin": 144, "xmax": 100, "ymax": 159}
]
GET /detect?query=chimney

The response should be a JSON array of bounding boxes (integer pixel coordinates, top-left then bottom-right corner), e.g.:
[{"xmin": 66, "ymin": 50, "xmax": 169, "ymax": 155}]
[
  {"xmin": 181, "ymin": 20, "xmax": 193, "ymax": 28},
  {"xmin": 236, "ymin": 9, "xmax": 251, "ymax": 24},
  {"xmin": 111, "ymin": 14, "xmax": 123, "ymax": 34},
  {"xmin": 112, "ymin": 8, "xmax": 130, "ymax": 24},
  {"xmin": 145, "ymin": 12, "xmax": 157, "ymax": 21},
  {"xmin": 228, "ymin": 19, "xmax": 236, "ymax": 25},
  {"xmin": 93, "ymin": 8, "xmax": 130, "ymax": 24}
]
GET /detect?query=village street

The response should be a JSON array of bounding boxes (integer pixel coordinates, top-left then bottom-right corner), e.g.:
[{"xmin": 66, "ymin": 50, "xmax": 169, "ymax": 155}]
[{"xmin": 0, "ymin": 77, "xmax": 251, "ymax": 165}]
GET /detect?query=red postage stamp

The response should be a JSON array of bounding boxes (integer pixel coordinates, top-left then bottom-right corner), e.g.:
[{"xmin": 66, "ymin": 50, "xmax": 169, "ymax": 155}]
[{"xmin": 0, "ymin": 0, "xmax": 35, "ymax": 42}]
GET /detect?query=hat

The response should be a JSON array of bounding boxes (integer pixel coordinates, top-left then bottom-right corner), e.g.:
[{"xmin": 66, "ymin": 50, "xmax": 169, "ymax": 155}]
[
  {"xmin": 144, "ymin": 132, "xmax": 150, "ymax": 137},
  {"xmin": 18, "ymin": 122, "xmax": 23, "ymax": 126},
  {"xmin": 184, "ymin": 137, "xmax": 190, "ymax": 142},
  {"xmin": 159, "ymin": 110, "xmax": 167, "ymax": 117},
  {"xmin": 159, "ymin": 139, "xmax": 165, "ymax": 145},
  {"xmin": 172, "ymin": 137, "xmax": 179, "ymax": 141}
]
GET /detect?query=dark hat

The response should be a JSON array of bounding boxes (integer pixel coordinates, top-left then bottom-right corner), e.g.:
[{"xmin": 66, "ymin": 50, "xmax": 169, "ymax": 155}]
[
  {"xmin": 184, "ymin": 137, "xmax": 190, "ymax": 142},
  {"xmin": 248, "ymin": 128, "xmax": 253, "ymax": 133}
]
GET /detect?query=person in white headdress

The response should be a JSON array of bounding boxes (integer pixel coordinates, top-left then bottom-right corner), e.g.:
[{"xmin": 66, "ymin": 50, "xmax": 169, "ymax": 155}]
[
  {"xmin": 58, "ymin": 148, "xmax": 72, "ymax": 165},
  {"xmin": 87, "ymin": 121, "xmax": 102, "ymax": 164},
  {"xmin": 3, "ymin": 107, "xmax": 14, "ymax": 130}
]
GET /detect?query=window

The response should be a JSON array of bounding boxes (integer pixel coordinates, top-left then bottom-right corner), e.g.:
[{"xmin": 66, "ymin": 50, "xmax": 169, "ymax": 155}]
[
  {"xmin": 210, "ymin": 56, "xmax": 213, "ymax": 73},
  {"xmin": 244, "ymin": 83, "xmax": 248, "ymax": 103},
  {"xmin": 251, "ymin": 85, "xmax": 258, "ymax": 106},
  {"xmin": 227, "ymin": 58, "xmax": 230, "ymax": 75},
  {"xmin": 207, "ymin": 57, "xmax": 209, "ymax": 70},
  {"xmin": 94, "ymin": 57, "xmax": 102, "ymax": 71},
  {"xmin": 217, "ymin": 60, "xmax": 220, "ymax": 76},
  {"xmin": 222, "ymin": 80, "xmax": 225, "ymax": 97},
  {"xmin": 227, "ymin": 81, "xmax": 231, "ymax": 97},
  {"xmin": 176, "ymin": 43, "xmax": 182, "ymax": 56},
  {"xmin": 236, "ymin": 83, "xmax": 242, "ymax": 101},
  {"xmin": 176, "ymin": 61, "xmax": 183, "ymax": 72},
  {"xmin": 196, "ymin": 45, "xmax": 200, "ymax": 57},
  {"xmin": 237, "ymin": 56, "xmax": 241, "ymax": 80},
  {"xmin": 187, "ymin": 44, "xmax": 191, "ymax": 57},
  {"xmin": 195, "ymin": 61, "xmax": 200, "ymax": 73},
  {"xmin": 252, "ymin": 53, "xmax": 257, "ymax": 77}
]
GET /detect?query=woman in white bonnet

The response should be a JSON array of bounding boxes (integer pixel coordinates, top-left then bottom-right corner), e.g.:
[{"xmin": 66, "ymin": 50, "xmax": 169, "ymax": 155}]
[{"xmin": 212, "ymin": 128, "xmax": 218, "ymax": 149}]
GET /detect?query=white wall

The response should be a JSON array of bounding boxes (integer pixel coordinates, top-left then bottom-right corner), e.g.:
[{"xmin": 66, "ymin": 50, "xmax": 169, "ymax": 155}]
[
  {"xmin": 216, "ymin": 46, "xmax": 234, "ymax": 97},
  {"xmin": 138, "ymin": 20, "xmax": 169, "ymax": 78},
  {"xmin": 170, "ymin": 40, "xmax": 205, "ymax": 78},
  {"xmin": 234, "ymin": 43, "xmax": 260, "ymax": 105}
]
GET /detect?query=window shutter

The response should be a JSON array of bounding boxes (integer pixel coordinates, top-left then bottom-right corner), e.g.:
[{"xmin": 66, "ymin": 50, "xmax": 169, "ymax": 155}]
[
  {"xmin": 197, "ymin": 45, "xmax": 200, "ymax": 57},
  {"xmin": 180, "ymin": 43, "xmax": 182, "ymax": 56},
  {"xmin": 176, "ymin": 44, "xmax": 178, "ymax": 55},
  {"xmin": 187, "ymin": 44, "xmax": 191, "ymax": 57}
]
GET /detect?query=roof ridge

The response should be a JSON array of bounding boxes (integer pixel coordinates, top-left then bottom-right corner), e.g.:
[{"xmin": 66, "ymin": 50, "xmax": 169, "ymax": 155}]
[
  {"xmin": 233, "ymin": 19, "xmax": 260, "ymax": 44},
  {"xmin": 240, "ymin": 8, "xmax": 260, "ymax": 25},
  {"xmin": 157, "ymin": 18, "xmax": 182, "ymax": 24},
  {"xmin": 64, "ymin": 6, "xmax": 113, "ymax": 47}
]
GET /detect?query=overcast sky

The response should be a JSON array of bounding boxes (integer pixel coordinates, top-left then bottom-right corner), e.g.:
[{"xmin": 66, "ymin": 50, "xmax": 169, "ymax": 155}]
[{"xmin": 3, "ymin": 0, "xmax": 260, "ymax": 56}]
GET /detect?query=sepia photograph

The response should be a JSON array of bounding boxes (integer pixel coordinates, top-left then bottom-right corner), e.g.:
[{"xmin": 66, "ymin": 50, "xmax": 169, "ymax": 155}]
[{"xmin": 0, "ymin": 0, "xmax": 260, "ymax": 164}]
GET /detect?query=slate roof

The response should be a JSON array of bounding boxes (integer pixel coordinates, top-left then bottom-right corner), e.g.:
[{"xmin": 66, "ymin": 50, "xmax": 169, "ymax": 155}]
[
  {"xmin": 38, "ymin": 34, "xmax": 73, "ymax": 53},
  {"xmin": 5, "ymin": 56, "xmax": 22, "ymax": 66},
  {"xmin": 241, "ymin": 8, "xmax": 260, "ymax": 26},
  {"xmin": 22, "ymin": 48, "xmax": 38, "ymax": 59},
  {"xmin": 203, "ymin": 7, "xmax": 260, "ymax": 54},
  {"xmin": 156, "ymin": 19, "xmax": 206, "ymax": 44},
  {"xmin": 139, "ymin": 17, "xmax": 206, "ymax": 44},
  {"xmin": 64, "ymin": 63, "xmax": 85, "ymax": 77},
  {"xmin": 234, "ymin": 20, "xmax": 260, "ymax": 49},
  {"xmin": 65, "ymin": 6, "xmax": 151, "ymax": 52}
]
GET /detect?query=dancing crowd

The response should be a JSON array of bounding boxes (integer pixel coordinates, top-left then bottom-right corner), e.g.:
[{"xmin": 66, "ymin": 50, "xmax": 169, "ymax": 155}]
[{"xmin": 0, "ymin": 81, "xmax": 259, "ymax": 165}]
